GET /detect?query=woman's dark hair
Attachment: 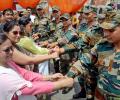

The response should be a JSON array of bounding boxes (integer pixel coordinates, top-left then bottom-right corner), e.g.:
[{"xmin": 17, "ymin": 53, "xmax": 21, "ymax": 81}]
[
  {"xmin": 18, "ymin": 16, "xmax": 31, "ymax": 26},
  {"xmin": 0, "ymin": 32, "xmax": 8, "ymax": 45},
  {"xmin": 3, "ymin": 20, "xmax": 19, "ymax": 33}
]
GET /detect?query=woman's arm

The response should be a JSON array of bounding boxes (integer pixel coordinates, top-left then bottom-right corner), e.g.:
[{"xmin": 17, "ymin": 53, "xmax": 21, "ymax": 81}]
[
  {"xmin": 20, "ymin": 77, "xmax": 73, "ymax": 95},
  {"xmin": 12, "ymin": 48, "xmax": 58, "ymax": 65},
  {"xmin": 7, "ymin": 61, "xmax": 74, "ymax": 95}
]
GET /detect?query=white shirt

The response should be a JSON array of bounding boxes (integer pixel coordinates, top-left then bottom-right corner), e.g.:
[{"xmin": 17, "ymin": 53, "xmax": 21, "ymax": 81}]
[{"xmin": 0, "ymin": 66, "xmax": 32, "ymax": 100}]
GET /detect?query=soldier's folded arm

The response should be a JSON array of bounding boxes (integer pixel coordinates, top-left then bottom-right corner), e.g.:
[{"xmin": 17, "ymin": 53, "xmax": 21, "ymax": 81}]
[{"xmin": 71, "ymin": 47, "xmax": 98, "ymax": 75}]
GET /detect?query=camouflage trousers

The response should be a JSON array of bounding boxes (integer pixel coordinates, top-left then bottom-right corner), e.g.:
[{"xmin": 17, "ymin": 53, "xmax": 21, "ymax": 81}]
[
  {"xmin": 95, "ymin": 88, "xmax": 120, "ymax": 100},
  {"xmin": 58, "ymin": 51, "xmax": 77, "ymax": 75}
]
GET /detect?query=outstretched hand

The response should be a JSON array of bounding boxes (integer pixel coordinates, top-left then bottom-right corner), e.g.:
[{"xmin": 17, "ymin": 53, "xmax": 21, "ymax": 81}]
[
  {"xmin": 50, "ymin": 73, "xmax": 65, "ymax": 80},
  {"xmin": 32, "ymin": 33, "xmax": 40, "ymax": 40}
]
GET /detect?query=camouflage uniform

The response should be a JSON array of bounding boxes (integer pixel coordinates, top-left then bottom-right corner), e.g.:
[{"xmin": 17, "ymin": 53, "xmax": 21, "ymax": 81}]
[
  {"xmin": 33, "ymin": 2, "xmax": 51, "ymax": 42},
  {"xmin": 58, "ymin": 13, "xmax": 79, "ymax": 74},
  {"xmin": 71, "ymin": 11, "xmax": 120, "ymax": 99},
  {"xmin": 49, "ymin": 21, "xmax": 63, "ymax": 42},
  {"xmin": 69, "ymin": 23, "xmax": 102, "ymax": 98},
  {"xmin": 66, "ymin": 10, "xmax": 104, "ymax": 98},
  {"xmin": 48, "ymin": 6, "xmax": 63, "ymax": 43}
]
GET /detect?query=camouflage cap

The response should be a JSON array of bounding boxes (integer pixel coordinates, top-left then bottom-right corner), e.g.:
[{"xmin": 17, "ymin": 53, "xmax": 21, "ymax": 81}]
[
  {"xmin": 100, "ymin": 12, "xmax": 120, "ymax": 29},
  {"xmin": 98, "ymin": 5, "xmax": 113, "ymax": 14},
  {"xmin": 52, "ymin": 6, "xmax": 60, "ymax": 12},
  {"xmin": 90, "ymin": 5, "xmax": 98, "ymax": 13},
  {"xmin": 83, "ymin": 5, "xmax": 92, "ymax": 13},
  {"xmin": 36, "ymin": 1, "xmax": 48, "ymax": 10},
  {"xmin": 60, "ymin": 13, "xmax": 71, "ymax": 20},
  {"xmin": 97, "ymin": 14, "xmax": 106, "ymax": 20},
  {"xmin": 106, "ymin": 6, "xmax": 113, "ymax": 12},
  {"xmin": 36, "ymin": 4, "xmax": 44, "ymax": 9},
  {"xmin": 40, "ymin": 0, "xmax": 47, "ymax": 2},
  {"xmin": 83, "ymin": 8, "xmax": 92, "ymax": 13},
  {"xmin": 13, "ymin": 10, "xmax": 18, "ymax": 14},
  {"xmin": 21, "ymin": 10, "xmax": 29, "ymax": 15}
]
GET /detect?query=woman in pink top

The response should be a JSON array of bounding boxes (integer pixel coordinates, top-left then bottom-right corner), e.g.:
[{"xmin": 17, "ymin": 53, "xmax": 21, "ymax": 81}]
[{"xmin": 0, "ymin": 33, "xmax": 73, "ymax": 100}]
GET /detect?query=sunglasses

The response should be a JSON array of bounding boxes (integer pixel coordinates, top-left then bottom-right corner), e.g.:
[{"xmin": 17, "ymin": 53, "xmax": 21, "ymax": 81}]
[
  {"xmin": 2, "ymin": 46, "xmax": 13, "ymax": 54},
  {"xmin": 12, "ymin": 31, "xmax": 23, "ymax": 35}
]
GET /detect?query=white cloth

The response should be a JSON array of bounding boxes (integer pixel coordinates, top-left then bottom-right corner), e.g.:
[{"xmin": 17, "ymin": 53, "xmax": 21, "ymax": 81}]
[
  {"xmin": 38, "ymin": 61, "xmax": 49, "ymax": 75},
  {"xmin": 0, "ymin": 66, "xmax": 32, "ymax": 100},
  {"xmin": 18, "ymin": 95, "xmax": 37, "ymax": 100},
  {"xmin": 30, "ymin": 15, "xmax": 36, "ymax": 23}
]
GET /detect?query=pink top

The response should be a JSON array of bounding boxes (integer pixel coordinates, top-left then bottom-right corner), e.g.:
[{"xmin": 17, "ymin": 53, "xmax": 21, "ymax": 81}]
[{"xmin": 0, "ymin": 61, "xmax": 54, "ymax": 100}]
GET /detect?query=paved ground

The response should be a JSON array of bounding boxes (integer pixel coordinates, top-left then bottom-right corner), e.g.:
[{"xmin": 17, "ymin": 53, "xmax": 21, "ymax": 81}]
[
  {"xmin": 46, "ymin": 77, "xmax": 86, "ymax": 100},
  {"xmin": 43, "ymin": 61, "xmax": 87, "ymax": 100}
]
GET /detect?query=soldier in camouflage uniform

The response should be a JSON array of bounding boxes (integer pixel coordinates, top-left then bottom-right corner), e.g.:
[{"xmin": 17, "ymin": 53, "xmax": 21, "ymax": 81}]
[
  {"xmin": 58, "ymin": 8, "xmax": 104, "ymax": 98},
  {"xmin": 71, "ymin": 8, "xmax": 103, "ymax": 99},
  {"xmin": 33, "ymin": 1, "xmax": 51, "ymax": 42},
  {"xmin": 48, "ymin": 13, "xmax": 78, "ymax": 47},
  {"xmin": 40, "ymin": 6, "xmax": 64, "ymax": 73},
  {"xmin": 59, "ymin": 13, "xmax": 79, "ymax": 74},
  {"xmin": 48, "ymin": 13, "xmax": 79, "ymax": 75},
  {"xmin": 49, "ymin": 6, "xmax": 63, "ymax": 42},
  {"xmin": 65, "ymin": 11, "xmax": 120, "ymax": 100},
  {"xmin": 49, "ymin": 6, "xmax": 64, "ymax": 73},
  {"xmin": 40, "ymin": 6, "xmax": 63, "ymax": 46}
]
